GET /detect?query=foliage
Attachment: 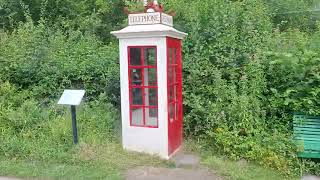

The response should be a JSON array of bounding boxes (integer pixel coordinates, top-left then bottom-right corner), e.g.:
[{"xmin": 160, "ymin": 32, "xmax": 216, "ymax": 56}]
[
  {"xmin": 262, "ymin": 27, "xmax": 320, "ymax": 176},
  {"xmin": 264, "ymin": 0, "xmax": 320, "ymax": 32},
  {"xmin": 0, "ymin": 21, "xmax": 120, "ymax": 104},
  {"xmin": 167, "ymin": 0, "xmax": 320, "ymax": 176},
  {"xmin": 169, "ymin": 0, "xmax": 271, "ymax": 137},
  {"xmin": 0, "ymin": 0, "xmax": 126, "ymax": 41},
  {"xmin": 202, "ymin": 153, "xmax": 294, "ymax": 180},
  {"xmin": 172, "ymin": 0, "xmax": 270, "ymax": 157},
  {"xmin": 0, "ymin": 82, "xmax": 119, "ymax": 160},
  {"xmin": 265, "ymin": 28, "xmax": 320, "ymax": 122}
]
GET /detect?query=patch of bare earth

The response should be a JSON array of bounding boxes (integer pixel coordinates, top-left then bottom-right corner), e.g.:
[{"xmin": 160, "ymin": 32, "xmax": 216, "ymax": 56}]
[
  {"xmin": 126, "ymin": 153, "xmax": 222, "ymax": 180},
  {"xmin": 126, "ymin": 166, "xmax": 222, "ymax": 180}
]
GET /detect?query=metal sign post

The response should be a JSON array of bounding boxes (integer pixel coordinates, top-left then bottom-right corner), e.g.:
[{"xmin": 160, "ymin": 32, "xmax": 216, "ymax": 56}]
[
  {"xmin": 58, "ymin": 89, "xmax": 85, "ymax": 145},
  {"xmin": 70, "ymin": 105, "xmax": 78, "ymax": 144}
]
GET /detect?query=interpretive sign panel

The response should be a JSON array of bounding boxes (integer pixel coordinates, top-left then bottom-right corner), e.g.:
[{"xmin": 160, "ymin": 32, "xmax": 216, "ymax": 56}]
[{"xmin": 58, "ymin": 90, "xmax": 85, "ymax": 106}]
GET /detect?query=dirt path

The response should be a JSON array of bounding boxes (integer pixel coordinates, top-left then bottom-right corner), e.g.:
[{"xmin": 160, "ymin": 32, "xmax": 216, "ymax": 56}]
[
  {"xmin": 126, "ymin": 153, "xmax": 222, "ymax": 180},
  {"xmin": 126, "ymin": 166, "xmax": 222, "ymax": 180}
]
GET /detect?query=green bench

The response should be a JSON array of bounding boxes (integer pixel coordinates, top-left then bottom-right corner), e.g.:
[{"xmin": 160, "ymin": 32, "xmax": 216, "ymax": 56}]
[{"xmin": 293, "ymin": 114, "xmax": 320, "ymax": 159}]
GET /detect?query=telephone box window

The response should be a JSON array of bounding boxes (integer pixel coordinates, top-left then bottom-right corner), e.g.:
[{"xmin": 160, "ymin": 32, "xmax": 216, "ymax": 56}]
[
  {"xmin": 145, "ymin": 48, "xmax": 156, "ymax": 66},
  {"xmin": 131, "ymin": 88, "xmax": 143, "ymax": 105},
  {"xmin": 146, "ymin": 68, "xmax": 157, "ymax": 86},
  {"xmin": 148, "ymin": 88, "xmax": 158, "ymax": 106},
  {"xmin": 130, "ymin": 48, "xmax": 142, "ymax": 65},
  {"xmin": 132, "ymin": 107, "xmax": 144, "ymax": 126},
  {"xmin": 168, "ymin": 47, "xmax": 178, "ymax": 122},
  {"xmin": 128, "ymin": 46, "xmax": 158, "ymax": 128},
  {"xmin": 130, "ymin": 69, "xmax": 142, "ymax": 85}
]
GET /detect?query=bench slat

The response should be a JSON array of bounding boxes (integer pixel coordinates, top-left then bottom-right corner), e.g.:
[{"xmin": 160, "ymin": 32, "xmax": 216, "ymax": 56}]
[
  {"xmin": 294, "ymin": 128, "xmax": 320, "ymax": 132},
  {"xmin": 295, "ymin": 132, "xmax": 320, "ymax": 136},
  {"xmin": 298, "ymin": 152, "xmax": 320, "ymax": 159},
  {"xmin": 294, "ymin": 115, "xmax": 320, "ymax": 119},
  {"xmin": 294, "ymin": 123, "xmax": 320, "ymax": 127},
  {"xmin": 295, "ymin": 138, "xmax": 320, "ymax": 142},
  {"xmin": 304, "ymin": 143, "xmax": 320, "ymax": 151},
  {"xmin": 295, "ymin": 142, "xmax": 320, "ymax": 146},
  {"xmin": 294, "ymin": 118, "xmax": 320, "ymax": 121},
  {"xmin": 295, "ymin": 135, "xmax": 320, "ymax": 140},
  {"xmin": 294, "ymin": 120, "xmax": 320, "ymax": 123}
]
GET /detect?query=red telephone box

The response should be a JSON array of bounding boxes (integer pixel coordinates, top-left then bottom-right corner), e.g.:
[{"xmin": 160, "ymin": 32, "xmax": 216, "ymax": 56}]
[{"xmin": 111, "ymin": 2, "xmax": 187, "ymax": 159}]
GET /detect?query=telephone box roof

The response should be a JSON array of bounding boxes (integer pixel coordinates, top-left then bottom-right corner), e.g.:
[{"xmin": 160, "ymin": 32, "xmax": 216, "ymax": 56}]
[{"xmin": 111, "ymin": 13, "xmax": 187, "ymax": 39}]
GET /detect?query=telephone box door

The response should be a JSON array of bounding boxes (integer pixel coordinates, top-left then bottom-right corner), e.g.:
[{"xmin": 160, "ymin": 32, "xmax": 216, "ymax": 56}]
[{"xmin": 167, "ymin": 37, "xmax": 183, "ymax": 155}]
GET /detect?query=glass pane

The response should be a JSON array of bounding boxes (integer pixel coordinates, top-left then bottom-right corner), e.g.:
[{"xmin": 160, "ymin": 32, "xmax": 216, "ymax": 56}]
[
  {"xmin": 144, "ymin": 68, "xmax": 157, "ymax": 86},
  {"xmin": 146, "ymin": 88, "xmax": 157, "ymax": 106},
  {"xmin": 169, "ymin": 103, "xmax": 175, "ymax": 122},
  {"xmin": 130, "ymin": 69, "xmax": 142, "ymax": 86},
  {"xmin": 145, "ymin": 108, "xmax": 158, "ymax": 126},
  {"xmin": 169, "ymin": 67, "xmax": 176, "ymax": 84},
  {"xmin": 145, "ymin": 48, "xmax": 156, "ymax": 66},
  {"xmin": 173, "ymin": 48, "xmax": 177, "ymax": 64},
  {"xmin": 131, "ymin": 88, "xmax": 143, "ymax": 105},
  {"xmin": 175, "ymin": 103, "xmax": 179, "ymax": 122},
  {"xmin": 168, "ymin": 67, "xmax": 172, "ymax": 83},
  {"xmin": 130, "ymin": 48, "xmax": 142, "ymax": 66},
  {"xmin": 172, "ymin": 67, "xmax": 176, "ymax": 83},
  {"xmin": 169, "ymin": 48, "xmax": 173, "ymax": 65},
  {"xmin": 131, "ymin": 107, "xmax": 143, "ymax": 126},
  {"xmin": 169, "ymin": 85, "xmax": 176, "ymax": 101}
]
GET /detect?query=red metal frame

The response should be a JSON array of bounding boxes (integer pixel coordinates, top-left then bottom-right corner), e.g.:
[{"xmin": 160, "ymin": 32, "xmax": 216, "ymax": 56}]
[
  {"xmin": 167, "ymin": 37, "xmax": 183, "ymax": 155},
  {"xmin": 128, "ymin": 46, "xmax": 158, "ymax": 128}
]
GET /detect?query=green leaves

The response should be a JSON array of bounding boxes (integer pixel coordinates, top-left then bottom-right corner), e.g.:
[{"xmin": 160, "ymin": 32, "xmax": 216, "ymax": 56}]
[
  {"xmin": 266, "ymin": 28, "xmax": 320, "ymax": 117},
  {"xmin": 166, "ymin": 0, "xmax": 320, "ymax": 175},
  {"xmin": 0, "ymin": 82, "xmax": 119, "ymax": 160},
  {"xmin": 179, "ymin": 0, "xmax": 270, "ymax": 139},
  {"xmin": 264, "ymin": 0, "xmax": 319, "ymax": 32},
  {"xmin": 0, "ymin": 22, "xmax": 120, "ymax": 104}
]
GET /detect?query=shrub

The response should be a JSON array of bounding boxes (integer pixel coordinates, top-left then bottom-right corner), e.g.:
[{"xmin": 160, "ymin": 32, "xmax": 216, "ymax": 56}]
[
  {"xmin": 0, "ymin": 21, "xmax": 120, "ymax": 105},
  {"xmin": 167, "ymin": 0, "xmax": 320, "ymax": 176},
  {"xmin": 0, "ymin": 82, "xmax": 119, "ymax": 161}
]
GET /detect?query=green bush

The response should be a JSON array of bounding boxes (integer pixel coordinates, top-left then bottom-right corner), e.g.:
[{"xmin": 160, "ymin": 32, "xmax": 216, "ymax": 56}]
[
  {"xmin": 169, "ymin": 0, "xmax": 271, "ymax": 138},
  {"xmin": 166, "ymin": 0, "xmax": 320, "ymax": 176},
  {"xmin": 0, "ymin": 21, "xmax": 120, "ymax": 104},
  {"xmin": 0, "ymin": 82, "xmax": 119, "ymax": 161},
  {"xmin": 266, "ymin": 29, "xmax": 320, "ymax": 121},
  {"xmin": 0, "ymin": 0, "xmax": 126, "ymax": 41}
]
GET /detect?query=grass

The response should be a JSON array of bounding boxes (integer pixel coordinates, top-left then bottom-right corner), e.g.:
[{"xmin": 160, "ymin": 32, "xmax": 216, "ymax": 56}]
[
  {"xmin": 0, "ymin": 160, "xmax": 122, "ymax": 180},
  {"xmin": 184, "ymin": 140, "xmax": 299, "ymax": 180},
  {"xmin": 0, "ymin": 142, "xmax": 171, "ymax": 180},
  {"xmin": 0, "ymin": 140, "xmax": 300, "ymax": 180},
  {"xmin": 0, "ymin": 141, "xmax": 295, "ymax": 180},
  {"xmin": 201, "ymin": 155, "xmax": 299, "ymax": 180}
]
